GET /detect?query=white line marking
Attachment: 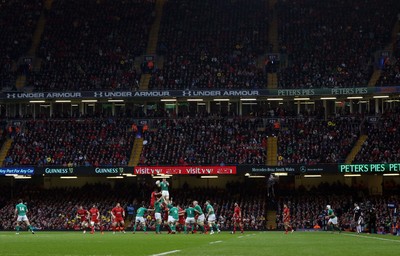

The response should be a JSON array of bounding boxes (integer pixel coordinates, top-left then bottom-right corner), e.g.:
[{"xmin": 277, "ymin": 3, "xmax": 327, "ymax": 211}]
[
  {"xmin": 342, "ymin": 233, "xmax": 400, "ymax": 243},
  {"xmin": 209, "ymin": 240, "xmax": 222, "ymax": 244},
  {"xmin": 238, "ymin": 236, "xmax": 244, "ymax": 238},
  {"xmin": 151, "ymin": 250, "xmax": 181, "ymax": 256}
]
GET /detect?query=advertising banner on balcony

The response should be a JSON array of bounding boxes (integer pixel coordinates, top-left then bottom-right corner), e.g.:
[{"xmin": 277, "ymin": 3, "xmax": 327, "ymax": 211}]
[
  {"xmin": 0, "ymin": 167, "xmax": 34, "ymax": 176},
  {"xmin": 338, "ymin": 163, "xmax": 400, "ymax": 173},
  {"xmin": 134, "ymin": 166, "xmax": 236, "ymax": 175},
  {"xmin": 35, "ymin": 167, "xmax": 133, "ymax": 176}
]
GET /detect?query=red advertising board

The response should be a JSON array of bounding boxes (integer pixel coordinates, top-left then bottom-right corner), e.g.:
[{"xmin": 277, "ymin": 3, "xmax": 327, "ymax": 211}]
[{"xmin": 134, "ymin": 166, "xmax": 236, "ymax": 175}]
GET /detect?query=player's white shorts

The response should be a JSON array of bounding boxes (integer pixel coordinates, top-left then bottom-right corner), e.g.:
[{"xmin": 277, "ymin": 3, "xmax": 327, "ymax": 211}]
[
  {"xmin": 168, "ymin": 216, "xmax": 176, "ymax": 223},
  {"xmin": 17, "ymin": 215, "xmax": 28, "ymax": 222},
  {"xmin": 155, "ymin": 213, "xmax": 162, "ymax": 221},
  {"xmin": 135, "ymin": 216, "xmax": 145, "ymax": 223},
  {"xmin": 185, "ymin": 217, "xmax": 195, "ymax": 224},
  {"xmin": 197, "ymin": 214, "xmax": 205, "ymax": 223},
  {"xmin": 162, "ymin": 190, "xmax": 169, "ymax": 198},
  {"xmin": 207, "ymin": 214, "xmax": 216, "ymax": 222},
  {"xmin": 328, "ymin": 217, "xmax": 338, "ymax": 225}
]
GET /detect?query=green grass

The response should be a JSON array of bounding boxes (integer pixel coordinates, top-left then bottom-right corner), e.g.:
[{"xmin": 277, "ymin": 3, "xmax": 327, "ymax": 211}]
[{"xmin": 0, "ymin": 231, "xmax": 399, "ymax": 256}]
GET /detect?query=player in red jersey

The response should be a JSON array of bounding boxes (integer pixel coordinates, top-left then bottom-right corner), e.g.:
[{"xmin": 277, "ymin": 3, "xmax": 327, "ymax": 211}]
[
  {"xmin": 111, "ymin": 203, "xmax": 126, "ymax": 234},
  {"xmin": 283, "ymin": 204, "xmax": 293, "ymax": 234},
  {"xmin": 150, "ymin": 188, "xmax": 161, "ymax": 208},
  {"xmin": 176, "ymin": 204, "xmax": 186, "ymax": 233},
  {"xmin": 76, "ymin": 205, "xmax": 90, "ymax": 234},
  {"xmin": 89, "ymin": 204, "xmax": 103, "ymax": 234},
  {"xmin": 232, "ymin": 203, "xmax": 244, "ymax": 234}
]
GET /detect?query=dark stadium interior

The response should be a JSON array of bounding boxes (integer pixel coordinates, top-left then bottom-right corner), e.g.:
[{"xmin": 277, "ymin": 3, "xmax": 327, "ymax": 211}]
[{"xmin": 0, "ymin": 0, "xmax": 399, "ymax": 237}]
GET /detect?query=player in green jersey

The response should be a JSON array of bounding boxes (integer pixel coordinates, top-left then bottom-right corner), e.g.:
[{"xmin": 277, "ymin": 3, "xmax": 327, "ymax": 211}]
[
  {"xmin": 193, "ymin": 201, "xmax": 206, "ymax": 234},
  {"xmin": 205, "ymin": 200, "xmax": 220, "ymax": 235},
  {"xmin": 326, "ymin": 205, "xmax": 341, "ymax": 233},
  {"xmin": 158, "ymin": 178, "xmax": 170, "ymax": 200},
  {"xmin": 15, "ymin": 199, "xmax": 34, "ymax": 234},
  {"xmin": 154, "ymin": 197, "xmax": 164, "ymax": 234},
  {"xmin": 167, "ymin": 202, "xmax": 179, "ymax": 234},
  {"xmin": 133, "ymin": 203, "xmax": 154, "ymax": 233},
  {"xmin": 185, "ymin": 205, "xmax": 196, "ymax": 234}
]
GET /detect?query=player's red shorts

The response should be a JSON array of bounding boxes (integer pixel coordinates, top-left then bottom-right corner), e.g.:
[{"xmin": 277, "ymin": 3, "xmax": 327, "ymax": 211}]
[
  {"xmin": 178, "ymin": 217, "xmax": 185, "ymax": 225},
  {"xmin": 80, "ymin": 217, "xmax": 88, "ymax": 222},
  {"xmin": 150, "ymin": 200, "xmax": 155, "ymax": 208},
  {"xmin": 233, "ymin": 216, "xmax": 242, "ymax": 224},
  {"xmin": 114, "ymin": 217, "xmax": 124, "ymax": 223},
  {"xmin": 91, "ymin": 218, "xmax": 100, "ymax": 224}
]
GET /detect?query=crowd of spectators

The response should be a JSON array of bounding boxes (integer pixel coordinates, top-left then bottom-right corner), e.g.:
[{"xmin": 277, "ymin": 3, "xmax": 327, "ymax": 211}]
[
  {"xmin": 3, "ymin": 118, "xmax": 135, "ymax": 166},
  {"xmin": 354, "ymin": 112, "xmax": 400, "ymax": 163},
  {"xmin": 149, "ymin": 0, "xmax": 268, "ymax": 90},
  {"xmin": 140, "ymin": 117, "xmax": 267, "ymax": 165},
  {"xmin": 376, "ymin": 39, "xmax": 400, "ymax": 86},
  {"xmin": 0, "ymin": 181, "xmax": 267, "ymax": 231},
  {"xmin": 276, "ymin": 181, "xmax": 399, "ymax": 233},
  {"xmin": 276, "ymin": 0, "xmax": 400, "ymax": 88},
  {"xmin": 0, "ymin": 0, "xmax": 42, "ymax": 90},
  {"xmin": 277, "ymin": 117, "xmax": 361, "ymax": 164},
  {"xmin": 27, "ymin": 0, "xmax": 155, "ymax": 92}
]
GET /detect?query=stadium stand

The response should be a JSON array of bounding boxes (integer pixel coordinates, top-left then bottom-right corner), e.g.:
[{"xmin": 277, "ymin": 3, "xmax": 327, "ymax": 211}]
[
  {"xmin": 276, "ymin": 0, "xmax": 400, "ymax": 88},
  {"xmin": 277, "ymin": 117, "xmax": 362, "ymax": 164},
  {"xmin": 3, "ymin": 118, "xmax": 135, "ymax": 166},
  {"xmin": 0, "ymin": 0, "xmax": 42, "ymax": 90},
  {"xmin": 26, "ymin": 0, "xmax": 155, "ymax": 92},
  {"xmin": 149, "ymin": 0, "xmax": 268, "ymax": 90},
  {"xmin": 139, "ymin": 117, "xmax": 267, "ymax": 165}
]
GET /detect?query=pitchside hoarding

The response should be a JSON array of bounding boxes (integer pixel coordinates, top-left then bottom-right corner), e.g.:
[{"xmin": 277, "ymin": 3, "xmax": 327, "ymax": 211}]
[{"xmin": 134, "ymin": 166, "xmax": 237, "ymax": 175}]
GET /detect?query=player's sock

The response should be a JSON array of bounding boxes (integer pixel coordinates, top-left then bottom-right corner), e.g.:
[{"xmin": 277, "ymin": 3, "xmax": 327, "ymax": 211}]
[
  {"xmin": 183, "ymin": 225, "xmax": 187, "ymax": 233},
  {"xmin": 233, "ymin": 226, "xmax": 236, "ymax": 233},
  {"xmin": 143, "ymin": 225, "xmax": 147, "ymax": 232},
  {"xmin": 133, "ymin": 224, "xmax": 137, "ymax": 232},
  {"xmin": 28, "ymin": 225, "xmax": 33, "ymax": 232},
  {"xmin": 16, "ymin": 226, "xmax": 20, "ymax": 232},
  {"xmin": 213, "ymin": 223, "xmax": 219, "ymax": 231},
  {"xmin": 156, "ymin": 224, "xmax": 160, "ymax": 233},
  {"xmin": 209, "ymin": 225, "xmax": 213, "ymax": 232}
]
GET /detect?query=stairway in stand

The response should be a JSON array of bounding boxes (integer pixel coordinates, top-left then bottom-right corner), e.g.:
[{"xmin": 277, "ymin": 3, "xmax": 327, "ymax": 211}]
[
  {"xmin": 128, "ymin": 138, "xmax": 144, "ymax": 166},
  {"xmin": 267, "ymin": 0, "xmax": 279, "ymax": 89},
  {"xmin": 266, "ymin": 137, "xmax": 278, "ymax": 165},
  {"xmin": 139, "ymin": 0, "xmax": 166, "ymax": 90},
  {"xmin": 15, "ymin": 0, "xmax": 53, "ymax": 90},
  {"xmin": 0, "ymin": 139, "xmax": 13, "ymax": 165},
  {"xmin": 345, "ymin": 135, "xmax": 368, "ymax": 164}
]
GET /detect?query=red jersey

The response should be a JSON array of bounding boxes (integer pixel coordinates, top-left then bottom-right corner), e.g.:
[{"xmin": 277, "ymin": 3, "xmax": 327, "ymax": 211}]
[
  {"xmin": 178, "ymin": 207, "xmax": 185, "ymax": 225},
  {"xmin": 234, "ymin": 206, "xmax": 241, "ymax": 218},
  {"xmin": 89, "ymin": 207, "xmax": 99, "ymax": 221},
  {"xmin": 77, "ymin": 209, "xmax": 88, "ymax": 221},
  {"xmin": 111, "ymin": 207, "xmax": 125, "ymax": 219},
  {"xmin": 150, "ymin": 191, "xmax": 157, "ymax": 207},
  {"xmin": 283, "ymin": 207, "xmax": 290, "ymax": 222},
  {"xmin": 233, "ymin": 206, "xmax": 242, "ymax": 223}
]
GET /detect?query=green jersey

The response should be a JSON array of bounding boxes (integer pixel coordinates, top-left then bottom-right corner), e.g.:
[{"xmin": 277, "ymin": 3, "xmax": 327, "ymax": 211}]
[
  {"xmin": 206, "ymin": 204, "xmax": 214, "ymax": 215},
  {"xmin": 328, "ymin": 209, "xmax": 335, "ymax": 219},
  {"xmin": 194, "ymin": 205, "xmax": 203, "ymax": 215},
  {"xmin": 169, "ymin": 206, "xmax": 179, "ymax": 220},
  {"xmin": 154, "ymin": 201, "xmax": 162, "ymax": 213},
  {"xmin": 160, "ymin": 181, "xmax": 169, "ymax": 191},
  {"xmin": 185, "ymin": 207, "xmax": 195, "ymax": 218},
  {"xmin": 136, "ymin": 207, "xmax": 147, "ymax": 217},
  {"xmin": 16, "ymin": 203, "xmax": 28, "ymax": 216}
]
